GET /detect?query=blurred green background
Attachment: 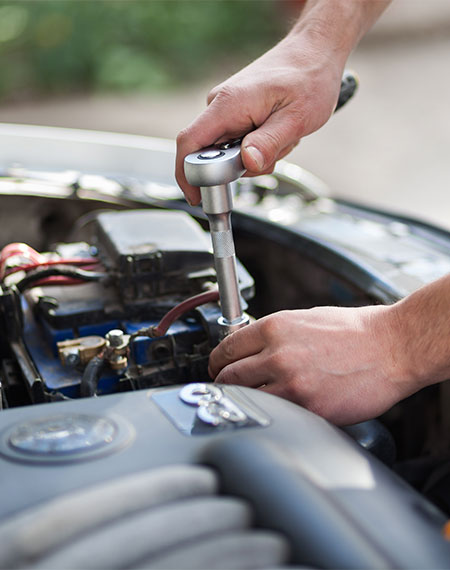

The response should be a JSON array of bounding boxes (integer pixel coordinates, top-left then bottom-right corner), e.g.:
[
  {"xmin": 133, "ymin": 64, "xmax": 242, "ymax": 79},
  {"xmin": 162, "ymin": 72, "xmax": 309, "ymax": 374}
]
[{"xmin": 0, "ymin": 0, "xmax": 288, "ymax": 100}]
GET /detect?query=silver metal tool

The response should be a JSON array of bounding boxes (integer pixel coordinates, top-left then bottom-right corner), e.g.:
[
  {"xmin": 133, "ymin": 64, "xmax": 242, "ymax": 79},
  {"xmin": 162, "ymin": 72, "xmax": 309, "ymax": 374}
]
[
  {"xmin": 183, "ymin": 71, "xmax": 359, "ymax": 336},
  {"xmin": 184, "ymin": 140, "xmax": 249, "ymax": 336}
]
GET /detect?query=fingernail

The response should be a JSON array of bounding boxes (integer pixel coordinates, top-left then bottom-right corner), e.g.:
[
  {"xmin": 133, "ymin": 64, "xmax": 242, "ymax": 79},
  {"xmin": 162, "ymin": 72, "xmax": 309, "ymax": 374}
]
[
  {"xmin": 244, "ymin": 146, "xmax": 264, "ymax": 171},
  {"xmin": 186, "ymin": 196, "xmax": 194, "ymax": 206}
]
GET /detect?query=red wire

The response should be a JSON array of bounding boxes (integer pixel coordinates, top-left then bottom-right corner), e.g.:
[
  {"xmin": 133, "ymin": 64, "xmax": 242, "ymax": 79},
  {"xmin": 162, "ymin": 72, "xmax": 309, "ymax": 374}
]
[
  {"xmin": 30, "ymin": 277, "xmax": 86, "ymax": 287},
  {"xmin": 0, "ymin": 243, "xmax": 44, "ymax": 262},
  {"xmin": 4, "ymin": 258, "xmax": 98, "ymax": 278},
  {"xmin": 0, "ymin": 242, "xmax": 45, "ymax": 278},
  {"xmin": 0, "ymin": 243, "xmax": 101, "ymax": 288},
  {"xmin": 153, "ymin": 289, "xmax": 220, "ymax": 337}
]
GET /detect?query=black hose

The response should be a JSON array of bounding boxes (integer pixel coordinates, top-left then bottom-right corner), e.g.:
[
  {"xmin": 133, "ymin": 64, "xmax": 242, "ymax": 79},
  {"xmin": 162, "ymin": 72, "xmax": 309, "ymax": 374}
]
[
  {"xmin": 80, "ymin": 354, "xmax": 105, "ymax": 398},
  {"xmin": 15, "ymin": 265, "xmax": 106, "ymax": 292}
]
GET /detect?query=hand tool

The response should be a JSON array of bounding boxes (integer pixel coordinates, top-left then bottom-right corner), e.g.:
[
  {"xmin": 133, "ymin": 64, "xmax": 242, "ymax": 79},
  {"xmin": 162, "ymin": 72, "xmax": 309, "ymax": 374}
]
[
  {"xmin": 183, "ymin": 70, "xmax": 359, "ymax": 337},
  {"xmin": 184, "ymin": 139, "xmax": 248, "ymax": 337}
]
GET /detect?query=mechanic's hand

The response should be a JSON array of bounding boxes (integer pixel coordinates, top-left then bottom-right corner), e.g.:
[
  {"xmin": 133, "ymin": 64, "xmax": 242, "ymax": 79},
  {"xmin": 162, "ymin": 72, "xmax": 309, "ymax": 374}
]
[
  {"xmin": 176, "ymin": 32, "xmax": 344, "ymax": 205},
  {"xmin": 208, "ymin": 305, "xmax": 416, "ymax": 426}
]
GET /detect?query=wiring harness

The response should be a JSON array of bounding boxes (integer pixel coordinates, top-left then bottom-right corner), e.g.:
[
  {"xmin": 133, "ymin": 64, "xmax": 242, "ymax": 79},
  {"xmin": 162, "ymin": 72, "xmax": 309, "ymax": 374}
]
[{"xmin": 0, "ymin": 242, "xmax": 104, "ymax": 290}]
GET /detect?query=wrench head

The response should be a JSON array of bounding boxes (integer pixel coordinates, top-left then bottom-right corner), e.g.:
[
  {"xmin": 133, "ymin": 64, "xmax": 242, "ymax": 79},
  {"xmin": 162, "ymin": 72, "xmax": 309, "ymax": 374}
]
[{"xmin": 184, "ymin": 143, "xmax": 245, "ymax": 187}]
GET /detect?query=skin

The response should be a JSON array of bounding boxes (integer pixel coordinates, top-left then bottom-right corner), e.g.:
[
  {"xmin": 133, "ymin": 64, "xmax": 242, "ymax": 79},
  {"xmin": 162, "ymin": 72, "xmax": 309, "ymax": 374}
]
[
  {"xmin": 176, "ymin": 0, "xmax": 390, "ymax": 205},
  {"xmin": 209, "ymin": 275, "xmax": 450, "ymax": 426},
  {"xmin": 175, "ymin": 0, "xmax": 450, "ymax": 426}
]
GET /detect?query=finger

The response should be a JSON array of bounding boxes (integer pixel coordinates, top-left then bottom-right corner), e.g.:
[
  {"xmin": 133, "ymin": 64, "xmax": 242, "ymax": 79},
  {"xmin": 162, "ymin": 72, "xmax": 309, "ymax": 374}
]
[
  {"xmin": 214, "ymin": 353, "xmax": 273, "ymax": 388},
  {"xmin": 278, "ymin": 140, "xmax": 300, "ymax": 160},
  {"xmin": 208, "ymin": 322, "xmax": 265, "ymax": 379},
  {"xmin": 240, "ymin": 108, "xmax": 304, "ymax": 174},
  {"xmin": 206, "ymin": 83, "xmax": 222, "ymax": 105},
  {"xmin": 241, "ymin": 140, "xmax": 299, "ymax": 178},
  {"xmin": 175, "ymin": 122, "xmax": 223, "ymax": 205},
  {"xmin": 176, "ymin": 97, "xmax": 256, "ymax": 204},
  {"xmin": 242, "ymin": 163, "xmax": 276, "ymax": 178},
  {"xmin": 250, "ymin": 141, "xmax": 298, "ymax": 175},
  {"xmin": 257, "ymin": 381, "xmax": 292, "ymax": 401}
]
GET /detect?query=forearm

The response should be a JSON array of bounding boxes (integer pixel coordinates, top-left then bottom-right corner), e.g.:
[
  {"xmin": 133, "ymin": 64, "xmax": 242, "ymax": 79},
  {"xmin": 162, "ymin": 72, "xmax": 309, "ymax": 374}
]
[
  {"xmin": 392, "ymin": 274, "xmax": 450, "ymax": 391},
  {"xmin": 289, "ymin": 0, "xmax": 391, "ymax": 61}
]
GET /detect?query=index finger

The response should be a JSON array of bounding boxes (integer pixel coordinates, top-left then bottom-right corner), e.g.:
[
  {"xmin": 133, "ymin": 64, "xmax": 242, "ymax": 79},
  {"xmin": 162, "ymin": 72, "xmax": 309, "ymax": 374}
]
[
  {"xmin": 175, "ymin": 91, "xmax": 259, "ymax": 204},
  {"xmin": 208, "ymin": 321, "xmax": 265, "ymax": 379},
  {"xmin": 175, "ymin": 103, "xmax": 236, "ymax": 205}
]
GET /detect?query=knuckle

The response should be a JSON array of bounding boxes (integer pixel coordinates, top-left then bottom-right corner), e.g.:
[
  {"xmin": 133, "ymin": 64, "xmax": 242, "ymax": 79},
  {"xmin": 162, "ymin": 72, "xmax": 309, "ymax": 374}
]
[
  {"xmin": 258, "ymin": 311, "xmax": 288, "ymax": 340},
  {"xmin": 264, "ymin": 348, "xmax": 294, "ymax": 381},
  {"xmin": 211, "ymin": 84, "xmax": 240, "ymax": 106},
  {"xmin": 208, "ymin": 354, "xmax": 219, "ymax": 378},
  {"xmin": 176, "ymin": 127, "xmax": 190, "ymax": 146},
  {"xmin": 220, "ymin": 333, "xmax": 238, "ymax": 361},
  {"xmin": 207, "ymin": 84, "xmax": 220, "ymax": 104},
  {"xmin": 282, "ymin": 378, "xmax": 301, "ymax": 401}
]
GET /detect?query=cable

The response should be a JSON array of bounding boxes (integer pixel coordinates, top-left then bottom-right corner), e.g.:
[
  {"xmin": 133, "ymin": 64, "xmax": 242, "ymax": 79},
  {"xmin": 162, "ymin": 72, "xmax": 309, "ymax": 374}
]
[
  {"xmin": 0, "ymin": 243, "xmax": 44, "ymax": 279},
  {"xmin": 80, "ymin": 353, "xmax": 105, "ymax": 397},
  {"xmin": 15, "ymin": 266, "xmax": 107, "ymax": 293},
  {"xmin": 25, "ymin": 276, "xmax": 93, "ymax": 288},
  {"xmin": 0, "ymin": 243, "xmax": 43, "ymax": 263},
  {"xmin": 155, "ymin": 290, "xmax": 219, "ymax": 336},
  {"xmin": 131, "ymin": 289, "xmax": 220, "ymax": 340},
  {"xmin": 4, "ymin": 258, "xmax": 98, "ymax": 278}
]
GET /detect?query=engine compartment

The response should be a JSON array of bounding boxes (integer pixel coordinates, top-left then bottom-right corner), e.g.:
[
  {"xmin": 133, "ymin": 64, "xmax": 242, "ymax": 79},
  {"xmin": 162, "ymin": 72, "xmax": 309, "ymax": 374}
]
[
  {"xmin": 0, "ymin": 190, "xmax": 449, "ymax": 517},
  {"xmin": 1, "ymin": 124, "xmax": 450, "ymax": 568},
  {"xmin": 1, "ymin": 208, "xmax": 255, "ymax": 405}
]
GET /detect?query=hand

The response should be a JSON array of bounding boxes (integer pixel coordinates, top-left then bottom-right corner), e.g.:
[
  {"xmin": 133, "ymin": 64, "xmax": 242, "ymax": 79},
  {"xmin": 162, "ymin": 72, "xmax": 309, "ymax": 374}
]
[
  {"xmin": 208, "ymin": 305, "xmax": 414, "ymax": 426},
  {"xmin": 176, "ymin": 0, "xmax": 390, "ymax": 205},
  {"xmin": 176, "ymin": 32, "xmax": 344, "ymax": 205}
]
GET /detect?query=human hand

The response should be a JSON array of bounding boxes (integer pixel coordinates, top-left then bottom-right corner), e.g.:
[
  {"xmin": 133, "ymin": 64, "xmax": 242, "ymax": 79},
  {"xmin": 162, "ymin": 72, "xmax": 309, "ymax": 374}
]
[
  {"xmin": 208, "ymin": 305, "xmax": 416, "ymax": 426},
  {"xmin": 176, "ymin": 32, "xmax": 345, "ymax": 205},
  {"xmin": 176, "ymin": 0, "xmax": 390, "ymax": 205}
]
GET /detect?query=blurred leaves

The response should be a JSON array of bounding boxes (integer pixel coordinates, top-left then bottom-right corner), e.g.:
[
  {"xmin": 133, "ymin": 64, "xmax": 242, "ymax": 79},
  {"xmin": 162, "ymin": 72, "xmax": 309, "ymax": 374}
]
[{"xmin": 0, "ymin": 0, "xmax": 287, "ymax": 100}]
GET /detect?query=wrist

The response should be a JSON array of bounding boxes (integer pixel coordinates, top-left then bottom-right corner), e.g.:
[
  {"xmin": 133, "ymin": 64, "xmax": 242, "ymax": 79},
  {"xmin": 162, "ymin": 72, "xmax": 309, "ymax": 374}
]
[
  {"xmin": 365, "ymin": 303, "xmax": 422, "ymax": 400},
  {"xmin": 390, "ymin": 277, "xmax": 450, "ymax": 392}
]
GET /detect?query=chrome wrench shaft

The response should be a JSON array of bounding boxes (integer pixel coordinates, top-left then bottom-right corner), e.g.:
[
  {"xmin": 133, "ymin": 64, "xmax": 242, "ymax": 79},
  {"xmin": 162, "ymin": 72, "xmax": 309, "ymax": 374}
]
[
  {"xmin": 201, "ymin": 183, "xmax": 245, "ymax": 326},
  {"xmin": 184, "ymin": 142, "xmax": 249, "ymax": 335}
]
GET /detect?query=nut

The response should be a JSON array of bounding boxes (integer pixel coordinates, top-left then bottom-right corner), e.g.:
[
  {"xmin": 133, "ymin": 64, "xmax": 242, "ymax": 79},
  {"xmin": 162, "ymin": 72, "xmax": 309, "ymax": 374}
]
[{"xmin": 106, "ymin": 329, "xmax": 124, "ymax": 347}]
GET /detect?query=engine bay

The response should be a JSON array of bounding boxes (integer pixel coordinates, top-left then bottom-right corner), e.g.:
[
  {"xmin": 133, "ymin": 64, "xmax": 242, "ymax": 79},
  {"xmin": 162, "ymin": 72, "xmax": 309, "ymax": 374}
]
[
  {"xmin": 1, "ymin": 125, "xmax": 450, "ymax": 568},
  {"xmin": 0, "ymin": 209, "xmax": 255, "ymax": 407}
]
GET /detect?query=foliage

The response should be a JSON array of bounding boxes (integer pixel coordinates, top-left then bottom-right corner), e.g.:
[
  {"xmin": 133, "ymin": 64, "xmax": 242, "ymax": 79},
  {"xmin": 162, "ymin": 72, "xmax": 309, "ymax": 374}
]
[{"xmin": 0, "ymin": 0, "xmax": 288, "ymax": 100}]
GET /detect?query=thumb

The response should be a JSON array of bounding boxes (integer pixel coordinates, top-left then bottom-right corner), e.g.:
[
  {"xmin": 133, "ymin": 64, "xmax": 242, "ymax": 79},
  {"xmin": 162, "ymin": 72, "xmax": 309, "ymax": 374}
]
[{"xmin": 241, "ymin": 111, "xmax": 302, "ymax": 174}]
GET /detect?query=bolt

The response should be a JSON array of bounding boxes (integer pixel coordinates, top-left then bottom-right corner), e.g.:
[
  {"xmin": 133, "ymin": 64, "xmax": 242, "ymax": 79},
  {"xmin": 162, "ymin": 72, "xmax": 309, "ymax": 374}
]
[
  {"xmin": 65, "ymin": 352, "xmax": 80, "ymax": 367},
  {"xmin": 106, "ymin": 329, "xmax": 124, "ymax": 347}
]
